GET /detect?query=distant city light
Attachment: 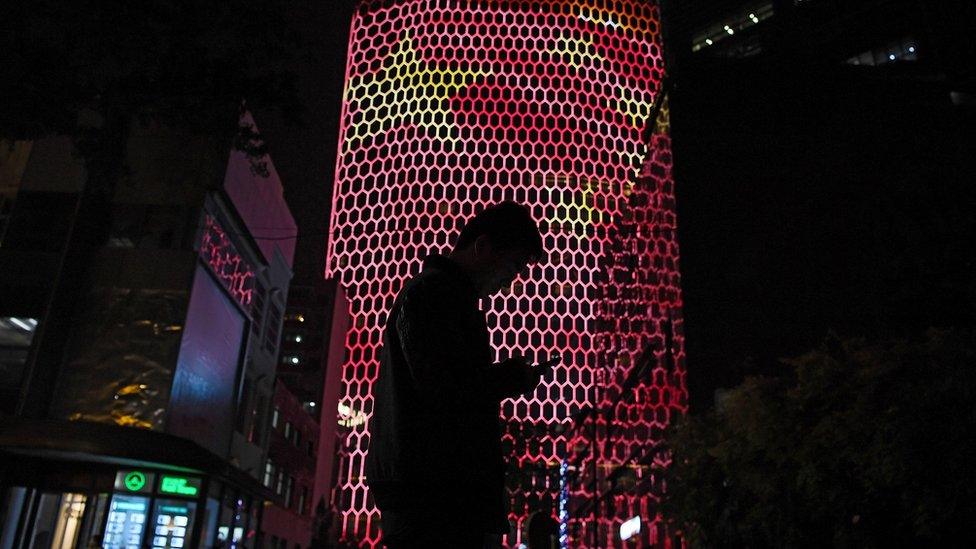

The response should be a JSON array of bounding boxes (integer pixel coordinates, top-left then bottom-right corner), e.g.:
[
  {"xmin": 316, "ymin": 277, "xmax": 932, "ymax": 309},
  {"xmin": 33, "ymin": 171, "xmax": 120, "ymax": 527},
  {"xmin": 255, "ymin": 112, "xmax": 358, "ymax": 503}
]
[
  {"xmin": 291, "ymin": 357, "xmax": 299, "ymax": 364},
  {"xmin": 889, "ymin": 54, "xmax": 896, "ymax": 60},
  {"xmin": 724, "ymin": 25, "xmax": 734, "ymax": 35},
  {"xmin": 309, "ymin": 402, "xmax": 316, "ymax": 408},
  {"xmin": 705, "ymin": 38, "xmax": 713, "ymax": 45},
  {"xmin": 294, "ymin": 335, "xmax": 303, "ymax": 342},
  {"xmin": 908, "ymin": 45, "xmax": 916, "ymax": 53},
  {"xmin": 7, "ymin": 317, "xmax": 36, "ymax": 331}
]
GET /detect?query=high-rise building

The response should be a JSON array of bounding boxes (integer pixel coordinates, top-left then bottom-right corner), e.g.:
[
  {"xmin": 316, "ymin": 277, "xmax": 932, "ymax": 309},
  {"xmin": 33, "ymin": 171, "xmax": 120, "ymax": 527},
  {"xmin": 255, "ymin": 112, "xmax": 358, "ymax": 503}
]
[{"xmin": 326, "ymin": 1, "xmax": 686, "ymax": 546}]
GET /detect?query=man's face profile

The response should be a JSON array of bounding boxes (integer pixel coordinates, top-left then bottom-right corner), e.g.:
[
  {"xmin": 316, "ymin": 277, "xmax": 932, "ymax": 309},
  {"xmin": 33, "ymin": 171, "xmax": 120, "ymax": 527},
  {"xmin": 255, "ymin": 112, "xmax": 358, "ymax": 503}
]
[{"xmin": 472, "ymin": 235, "xmax": 534, "ymax": 297}]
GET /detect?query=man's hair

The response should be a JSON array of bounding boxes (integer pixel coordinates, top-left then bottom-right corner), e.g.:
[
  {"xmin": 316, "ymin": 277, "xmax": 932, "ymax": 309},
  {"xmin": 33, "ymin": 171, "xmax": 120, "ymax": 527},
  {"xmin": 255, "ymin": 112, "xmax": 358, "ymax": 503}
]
[{"xmin": 454, "ymin": 201, "xmax": 545, "ymax": 260}]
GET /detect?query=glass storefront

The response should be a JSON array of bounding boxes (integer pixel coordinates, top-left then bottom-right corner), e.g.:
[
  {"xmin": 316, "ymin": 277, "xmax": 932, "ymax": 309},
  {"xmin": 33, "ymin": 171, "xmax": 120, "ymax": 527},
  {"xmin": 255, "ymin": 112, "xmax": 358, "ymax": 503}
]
[{"xmin": 0, "ymin": 467, "xmax": 263, "ymax": 549}]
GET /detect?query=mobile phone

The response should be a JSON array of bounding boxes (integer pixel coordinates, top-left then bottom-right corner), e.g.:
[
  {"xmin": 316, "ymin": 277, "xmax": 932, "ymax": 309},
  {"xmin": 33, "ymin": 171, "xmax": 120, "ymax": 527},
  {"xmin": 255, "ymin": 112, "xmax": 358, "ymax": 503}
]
[{"xmin": 534, "ymin": 354, "xmax": 561, "ymax": 372}]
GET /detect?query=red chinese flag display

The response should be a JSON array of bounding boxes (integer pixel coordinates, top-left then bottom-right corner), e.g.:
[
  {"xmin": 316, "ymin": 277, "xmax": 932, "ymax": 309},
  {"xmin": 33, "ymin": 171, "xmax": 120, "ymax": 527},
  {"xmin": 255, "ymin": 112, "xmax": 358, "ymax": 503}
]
[{"xmin": 326, "ymin": 1, "xmax": 686, "ymax": 546}]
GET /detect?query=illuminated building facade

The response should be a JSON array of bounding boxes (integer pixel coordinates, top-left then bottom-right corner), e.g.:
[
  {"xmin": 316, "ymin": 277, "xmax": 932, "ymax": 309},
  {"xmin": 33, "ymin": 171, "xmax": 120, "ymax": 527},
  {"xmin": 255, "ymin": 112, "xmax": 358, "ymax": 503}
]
[{"xmin": 326, "ymin": 0, "xmax": 686, "ymax": 546}]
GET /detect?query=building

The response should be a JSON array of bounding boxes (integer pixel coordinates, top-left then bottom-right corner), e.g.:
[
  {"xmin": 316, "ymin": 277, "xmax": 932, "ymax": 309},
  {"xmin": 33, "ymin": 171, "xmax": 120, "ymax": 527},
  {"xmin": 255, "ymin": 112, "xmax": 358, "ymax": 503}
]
[
  {"xmin": 260, "ymin": 274, "xmax": 352, "ymax": 548},
  {"xmin": 259, "ymin": 383, "xmax": 318, "ymax": 549},
  {"xmin": 657, "ymin": 0, "xmax": 976, "ymax": 409},
  {"xmin": 0, "ymin": 111, "xmax": 297, "ymax": 548},
  {"xmin": 325, "ymin": 1, "xmax": 686, "ymax": 546}
]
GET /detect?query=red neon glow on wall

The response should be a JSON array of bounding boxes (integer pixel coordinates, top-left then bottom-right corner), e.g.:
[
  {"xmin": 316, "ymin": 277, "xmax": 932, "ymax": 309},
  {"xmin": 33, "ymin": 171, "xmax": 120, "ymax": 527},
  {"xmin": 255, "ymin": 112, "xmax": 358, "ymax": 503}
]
[
  {"xmin": 200, "ymin": 215, "xmax": 254, "ymax": 311},
  {"xmin": 326, "ymin": 1, "xmax": 685, "ymax": 546}
]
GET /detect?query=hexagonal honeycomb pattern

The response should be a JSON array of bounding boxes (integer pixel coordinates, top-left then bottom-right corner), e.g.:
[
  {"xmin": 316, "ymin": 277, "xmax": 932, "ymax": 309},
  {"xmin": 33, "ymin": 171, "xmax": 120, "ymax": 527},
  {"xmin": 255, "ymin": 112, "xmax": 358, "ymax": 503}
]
[{"xmin": 325, "ymin": 1, "xmax": 685, "ymax": 546}]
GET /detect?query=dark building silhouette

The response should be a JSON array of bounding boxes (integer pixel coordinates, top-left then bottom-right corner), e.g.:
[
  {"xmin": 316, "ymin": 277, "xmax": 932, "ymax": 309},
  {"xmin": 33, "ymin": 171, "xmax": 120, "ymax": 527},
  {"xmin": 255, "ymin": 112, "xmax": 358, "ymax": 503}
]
[
  {"xmin": 0, "ymin": 112, "xmax": 297, "ymax": 548},
  {"xmin": 661, "ymin": 0, "xmax": 976, "ymax": 409}
]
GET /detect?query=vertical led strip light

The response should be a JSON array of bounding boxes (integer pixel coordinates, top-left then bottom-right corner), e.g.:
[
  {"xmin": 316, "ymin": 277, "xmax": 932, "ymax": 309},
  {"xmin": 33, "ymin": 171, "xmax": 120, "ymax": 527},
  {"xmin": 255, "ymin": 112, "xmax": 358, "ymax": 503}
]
[{"xmin": 326, "ymin": 1, "xmax": 686, "ymax": 546}]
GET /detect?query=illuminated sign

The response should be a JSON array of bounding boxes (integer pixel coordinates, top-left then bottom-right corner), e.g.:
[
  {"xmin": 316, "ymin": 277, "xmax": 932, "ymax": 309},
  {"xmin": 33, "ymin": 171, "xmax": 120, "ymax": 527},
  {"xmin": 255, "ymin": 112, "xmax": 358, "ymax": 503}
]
[
  {"xmin": 152, "ymin": 500, "xmax": 197, "ymax": 548},
  {"xmin": 114, "ymin": 470, "xmax": 154, "ymax": 494},
  {"xmin": 124, "ymin": 471, "xmax": 147, "ymax": 491},
  {"xmin": 104, "ymin": 494, "xmax": 149, "ymax": 549},
  {"xmin": 159, "ymin": 475, "xmax": 201, "ymax": 497},
  {"xmin": 619, "ymin": 515, "xmax": 642, "ymax": 541}
]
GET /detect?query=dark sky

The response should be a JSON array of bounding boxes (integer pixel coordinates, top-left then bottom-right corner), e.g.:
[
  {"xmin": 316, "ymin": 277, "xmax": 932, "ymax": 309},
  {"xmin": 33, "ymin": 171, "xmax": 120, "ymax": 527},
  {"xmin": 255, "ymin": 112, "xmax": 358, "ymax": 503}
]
[{"xmin": 252, "ymin": 1, "xmax": 356, "ymax": 286}]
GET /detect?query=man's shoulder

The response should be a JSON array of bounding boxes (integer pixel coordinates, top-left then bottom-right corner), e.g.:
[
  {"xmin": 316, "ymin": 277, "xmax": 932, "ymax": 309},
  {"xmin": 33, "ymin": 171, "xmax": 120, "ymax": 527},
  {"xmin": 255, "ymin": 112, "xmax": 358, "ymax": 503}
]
[{"xmin": 400, "ymin": 266, "xmax": 463, "ymax": 299}]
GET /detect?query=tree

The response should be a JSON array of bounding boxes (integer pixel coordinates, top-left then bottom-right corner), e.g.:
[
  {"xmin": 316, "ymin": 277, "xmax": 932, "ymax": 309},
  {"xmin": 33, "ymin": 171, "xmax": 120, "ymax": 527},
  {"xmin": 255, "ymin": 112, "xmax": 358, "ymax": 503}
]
[
  {"xmin": 1, "ymin": 0, "xmax": 305, "ymax": 416},
  {"xmin": 664, "ymin": 329, "xmax": 976, "ymax": 547}
]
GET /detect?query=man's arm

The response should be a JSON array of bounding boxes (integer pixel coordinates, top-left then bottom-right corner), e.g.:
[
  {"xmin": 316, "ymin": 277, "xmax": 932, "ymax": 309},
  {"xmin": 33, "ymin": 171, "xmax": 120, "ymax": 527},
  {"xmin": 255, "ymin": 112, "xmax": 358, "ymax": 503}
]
[
  {"xmin": 395, "ymin": 279, "xmax": 493, "ymax": 407},
  {"xmin": 395, "ymin": 279, "xmax": 540, "ymax": 405}
]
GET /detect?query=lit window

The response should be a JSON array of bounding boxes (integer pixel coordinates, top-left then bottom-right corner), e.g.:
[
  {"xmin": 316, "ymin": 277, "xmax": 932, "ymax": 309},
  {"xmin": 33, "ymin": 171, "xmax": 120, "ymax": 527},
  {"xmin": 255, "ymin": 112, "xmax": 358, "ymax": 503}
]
[
  {"xmin": 298, "ymin": 487, "xmax": 309, "ymax": 515},
  {"xmin": 275, "ymin": 470, "xmax": 285, "ymax": 495}
]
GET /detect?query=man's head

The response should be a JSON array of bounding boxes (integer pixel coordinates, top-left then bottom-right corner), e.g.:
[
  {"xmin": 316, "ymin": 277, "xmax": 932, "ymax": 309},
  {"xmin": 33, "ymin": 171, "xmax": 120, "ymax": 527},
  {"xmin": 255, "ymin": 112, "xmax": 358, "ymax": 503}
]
[{"xmin": 449, "ymin": 201, "xmax": 544, "ymax": 298}]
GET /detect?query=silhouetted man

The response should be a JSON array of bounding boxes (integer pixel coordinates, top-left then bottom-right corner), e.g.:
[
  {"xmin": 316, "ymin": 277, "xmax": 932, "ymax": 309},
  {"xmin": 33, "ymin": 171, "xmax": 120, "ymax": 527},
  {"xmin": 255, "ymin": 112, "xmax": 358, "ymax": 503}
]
[{"xmin": 366, "ymin": 201, "xmax": 552, "ymax": 548}]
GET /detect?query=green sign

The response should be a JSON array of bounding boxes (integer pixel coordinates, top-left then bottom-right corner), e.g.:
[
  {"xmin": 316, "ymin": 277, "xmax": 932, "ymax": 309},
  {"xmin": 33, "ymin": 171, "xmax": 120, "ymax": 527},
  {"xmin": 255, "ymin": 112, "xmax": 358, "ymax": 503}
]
[
  {"xmin": 114, "ymin": 470, "xmax": 154, "ymax": 494},
  {"xmin": 159, "ymin": 475, "xmax": 201, "ymax": 497},
  {"xmin": 123, "ymin": 471, "xmax": 147, "ymax": 492}
]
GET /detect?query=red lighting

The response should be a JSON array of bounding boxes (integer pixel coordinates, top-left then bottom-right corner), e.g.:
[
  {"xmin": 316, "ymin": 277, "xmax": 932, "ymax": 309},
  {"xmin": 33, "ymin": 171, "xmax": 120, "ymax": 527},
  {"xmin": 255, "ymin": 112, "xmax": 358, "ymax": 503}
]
[
  {"xmin": 200, "ymin": 215, "xmax": 254, "ymax": 311},
  {"xmin": 326, "ymin": 1, "xmax": 685, "ymax": 546}
]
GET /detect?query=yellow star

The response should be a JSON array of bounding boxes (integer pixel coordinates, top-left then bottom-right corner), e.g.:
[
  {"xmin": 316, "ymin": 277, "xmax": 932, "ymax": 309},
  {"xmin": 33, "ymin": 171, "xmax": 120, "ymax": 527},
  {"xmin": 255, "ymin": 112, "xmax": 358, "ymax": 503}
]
[{"xmin": 343, "ymin": 31, "xmax": 491, "ymax": 148}]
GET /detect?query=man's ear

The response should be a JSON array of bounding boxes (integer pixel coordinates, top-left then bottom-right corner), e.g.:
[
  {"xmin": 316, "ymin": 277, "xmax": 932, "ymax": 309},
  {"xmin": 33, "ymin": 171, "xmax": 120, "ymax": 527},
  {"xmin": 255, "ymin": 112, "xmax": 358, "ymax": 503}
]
[{"xmin": 473, "ymin": 234, "xmax": 494, "ymax": 259}]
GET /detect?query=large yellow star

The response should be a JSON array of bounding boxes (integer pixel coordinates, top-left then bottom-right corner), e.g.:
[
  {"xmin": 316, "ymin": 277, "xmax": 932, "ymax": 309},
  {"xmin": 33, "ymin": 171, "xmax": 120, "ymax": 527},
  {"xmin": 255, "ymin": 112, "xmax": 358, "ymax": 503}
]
[{"xmin": 343, "ymin": 31, "xmax": 490, "ymax": 149}]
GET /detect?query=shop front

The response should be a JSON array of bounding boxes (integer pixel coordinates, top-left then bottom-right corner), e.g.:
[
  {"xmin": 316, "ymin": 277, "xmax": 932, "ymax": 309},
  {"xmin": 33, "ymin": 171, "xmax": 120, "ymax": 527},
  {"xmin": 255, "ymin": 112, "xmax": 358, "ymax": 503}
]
[{"xmin": 0, "ymin": 418, "xmax": 269, "ymax": 549}]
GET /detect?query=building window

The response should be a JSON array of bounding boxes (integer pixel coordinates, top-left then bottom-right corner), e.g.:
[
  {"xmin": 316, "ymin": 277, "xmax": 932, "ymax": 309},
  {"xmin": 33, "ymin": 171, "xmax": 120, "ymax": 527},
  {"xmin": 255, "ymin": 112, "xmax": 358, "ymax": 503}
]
[
  {"xmin": 265, "ymin": 298, "xmax": 282, "ymax": 354},
  {"xmin": 271, "ymin": 406, "xmax": 280, "ymax": 429},
  {"xmin": 292, "ymin": 428, "xmax": 301, "ymax": 447},
  {"xmin": 276, "ymin": 470, "xmax": 285, "ymax": 495},
  {"xmin": 236, "ymin": 374, "xmax": 254, "ymax": 434},
  {"xmin": 298, "ymin": 486, "xmax": 309, "ymax": 516},
  {"xmin": 283, "ymin": 476, "xmax": 295, "ymax": 509},
  {"xmin": 250, "ymin": 393, "xmax": 268, "ymax": 444},
  {"xmin": 263, "ymin": 461, "xmax": 276, "ymax": 488},
  {"xmin": 283, "ymin": 421, "xmax": 293, "ymax": 439},
  {"xmin": 251, "ymin": 280, "xmax": 266, "ymax": 336}
]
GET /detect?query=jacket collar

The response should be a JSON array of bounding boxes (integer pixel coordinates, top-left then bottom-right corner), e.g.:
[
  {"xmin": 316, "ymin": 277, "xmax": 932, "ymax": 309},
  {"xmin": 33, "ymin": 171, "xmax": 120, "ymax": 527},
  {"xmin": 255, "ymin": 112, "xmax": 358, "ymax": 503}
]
[{"xmin": 422, "ymin": 253, "xmax": 479, "ymax": 302}]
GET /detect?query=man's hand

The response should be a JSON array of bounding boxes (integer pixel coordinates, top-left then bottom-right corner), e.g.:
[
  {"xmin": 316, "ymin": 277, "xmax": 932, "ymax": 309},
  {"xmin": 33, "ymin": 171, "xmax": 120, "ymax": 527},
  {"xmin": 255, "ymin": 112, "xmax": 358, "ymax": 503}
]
[{"xmin": 494, "ymin": 354, "xmax": 559, "ymax": 397}]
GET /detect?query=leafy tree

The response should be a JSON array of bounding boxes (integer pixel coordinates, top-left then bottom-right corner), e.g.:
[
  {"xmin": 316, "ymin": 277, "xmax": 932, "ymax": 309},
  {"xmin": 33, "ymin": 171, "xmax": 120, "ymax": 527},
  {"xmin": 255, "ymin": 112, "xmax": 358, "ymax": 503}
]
[{"xmin": 664, "ymin": 329, "xmax": 976, "ymax": 547}]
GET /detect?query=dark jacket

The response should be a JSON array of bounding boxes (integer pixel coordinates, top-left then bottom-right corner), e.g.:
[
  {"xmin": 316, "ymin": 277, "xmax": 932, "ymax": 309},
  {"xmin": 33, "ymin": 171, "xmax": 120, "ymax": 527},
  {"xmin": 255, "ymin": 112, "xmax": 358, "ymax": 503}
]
[{"xmin": 365, "ymin": 254, "xmax": 522, "ymax": 533}]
